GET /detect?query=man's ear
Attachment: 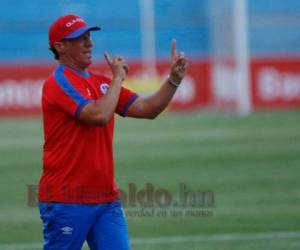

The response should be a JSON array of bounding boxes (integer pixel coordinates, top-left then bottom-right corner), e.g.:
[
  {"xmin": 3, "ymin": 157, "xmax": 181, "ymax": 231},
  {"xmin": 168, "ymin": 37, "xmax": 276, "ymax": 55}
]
[{"xmin": 53, "ymin": 41, "xmax": 66, "ymax": 55}]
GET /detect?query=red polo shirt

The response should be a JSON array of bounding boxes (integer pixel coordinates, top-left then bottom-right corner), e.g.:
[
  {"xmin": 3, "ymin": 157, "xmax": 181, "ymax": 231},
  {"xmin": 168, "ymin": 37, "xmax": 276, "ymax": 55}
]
[{"xmin": 39, "ymin": 64, "xmax": 138, "ymax": 203}]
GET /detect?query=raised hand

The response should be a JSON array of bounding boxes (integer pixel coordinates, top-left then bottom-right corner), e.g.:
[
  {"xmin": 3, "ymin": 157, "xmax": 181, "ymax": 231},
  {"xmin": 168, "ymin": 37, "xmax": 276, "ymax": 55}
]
[
  {"xmin": 169, "ymin": 39, "xmax": 187, "ymax": 85},
  {"xmin": 104, "ymin": 52, "xmax": 129, "ymax": 81}
]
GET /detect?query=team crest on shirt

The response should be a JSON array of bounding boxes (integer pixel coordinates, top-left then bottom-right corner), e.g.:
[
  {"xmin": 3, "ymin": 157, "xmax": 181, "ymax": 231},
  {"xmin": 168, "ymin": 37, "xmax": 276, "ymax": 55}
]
[{"xmin": 100, "ymin": 83, "xmax": 109, "ymax": 94}]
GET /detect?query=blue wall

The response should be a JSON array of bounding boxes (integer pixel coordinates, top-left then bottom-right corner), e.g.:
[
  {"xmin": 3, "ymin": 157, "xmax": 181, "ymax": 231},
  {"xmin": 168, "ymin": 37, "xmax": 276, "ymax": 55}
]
[
  {"xmin": 248, "ymin": 0, "xmax": 300, "ymax": 56},
  {"xmin": 0, "ymin": 0, "xmax": 299, "ymax": 62}
]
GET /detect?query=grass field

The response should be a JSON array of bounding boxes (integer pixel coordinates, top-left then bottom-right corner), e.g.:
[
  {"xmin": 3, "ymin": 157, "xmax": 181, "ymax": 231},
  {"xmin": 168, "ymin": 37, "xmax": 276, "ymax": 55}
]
[{"xmin": 0, "ymin": 111, "xmax": 300, "ymax": 250}]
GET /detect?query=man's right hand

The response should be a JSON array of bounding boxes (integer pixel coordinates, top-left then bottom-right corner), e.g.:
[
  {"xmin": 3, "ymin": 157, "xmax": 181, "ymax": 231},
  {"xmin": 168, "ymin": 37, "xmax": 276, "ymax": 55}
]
[
  {"xmin": 78, "ymin": 53, "xmax": 128, "ymax": 126},
  {"xmin": 104, "ymin": 53, "xmax": 128, "ymax": 81}
]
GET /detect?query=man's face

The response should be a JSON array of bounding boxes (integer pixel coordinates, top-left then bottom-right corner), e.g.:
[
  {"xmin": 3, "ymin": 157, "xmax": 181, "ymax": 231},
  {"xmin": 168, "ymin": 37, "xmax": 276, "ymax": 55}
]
[{"xmin": 62, "ymin": 31, "xmax": 94, "ymax": 69}]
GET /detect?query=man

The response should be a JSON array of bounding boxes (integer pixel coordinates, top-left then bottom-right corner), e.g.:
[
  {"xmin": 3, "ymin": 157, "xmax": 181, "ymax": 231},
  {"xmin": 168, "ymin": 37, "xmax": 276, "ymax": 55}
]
[{"xmin": 39, "ymin": 14, "xmax": 187, "ymax": 250}]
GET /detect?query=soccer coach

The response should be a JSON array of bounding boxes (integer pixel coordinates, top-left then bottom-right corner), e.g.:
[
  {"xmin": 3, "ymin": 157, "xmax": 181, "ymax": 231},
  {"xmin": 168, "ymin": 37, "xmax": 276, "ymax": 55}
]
[{"xmin": 38, "ymin": 14, "xmax": 187, "ymax": 250}]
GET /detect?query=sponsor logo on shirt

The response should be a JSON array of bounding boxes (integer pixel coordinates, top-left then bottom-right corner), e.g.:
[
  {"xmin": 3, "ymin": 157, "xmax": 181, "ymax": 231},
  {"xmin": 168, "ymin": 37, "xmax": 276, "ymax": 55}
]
[{"xmin": 100, "ymin": 83, "xmax": 109, "ymax": 94}]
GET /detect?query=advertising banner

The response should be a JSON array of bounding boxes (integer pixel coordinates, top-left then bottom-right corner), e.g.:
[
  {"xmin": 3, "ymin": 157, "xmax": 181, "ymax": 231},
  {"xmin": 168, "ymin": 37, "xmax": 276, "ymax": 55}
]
[
  {"xmin": 0, "ymin": 61, "xmax": 212, "ymax": 115},
  {"xmin": 0, "ymin": 58, "xmax": 299, "ymax": 116}
]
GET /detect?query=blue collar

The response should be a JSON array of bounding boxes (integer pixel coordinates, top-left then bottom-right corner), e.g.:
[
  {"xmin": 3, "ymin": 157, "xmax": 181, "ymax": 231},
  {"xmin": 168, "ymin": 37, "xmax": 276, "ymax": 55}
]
[{"xmin": 59, "ymin": 64, "xmax": 90, "ymax": 78}]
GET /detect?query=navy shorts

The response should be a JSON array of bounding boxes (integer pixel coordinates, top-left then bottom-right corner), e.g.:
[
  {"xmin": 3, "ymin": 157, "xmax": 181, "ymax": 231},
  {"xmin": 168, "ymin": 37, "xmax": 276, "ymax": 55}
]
[{"xmin": 39, "ymin": 198, "xmax": 130, "ymax": 250}]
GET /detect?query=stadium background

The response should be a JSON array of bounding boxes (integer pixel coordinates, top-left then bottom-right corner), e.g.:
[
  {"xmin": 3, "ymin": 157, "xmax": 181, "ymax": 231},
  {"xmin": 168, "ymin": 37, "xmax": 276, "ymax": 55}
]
[{"xmin": 0, "ymin": 1, "xmax": 300, "ymax": 249}]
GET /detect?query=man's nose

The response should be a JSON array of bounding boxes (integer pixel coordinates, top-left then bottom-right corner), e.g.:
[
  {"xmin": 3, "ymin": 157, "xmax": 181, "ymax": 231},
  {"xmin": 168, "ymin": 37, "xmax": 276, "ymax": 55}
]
[
  {"xmin": 86, "ymin": 37, "xmax": 93, "ymax": 47},
  {"xmin": 84, "ymin": 35, "xmax": 93, "ymax": 47}
]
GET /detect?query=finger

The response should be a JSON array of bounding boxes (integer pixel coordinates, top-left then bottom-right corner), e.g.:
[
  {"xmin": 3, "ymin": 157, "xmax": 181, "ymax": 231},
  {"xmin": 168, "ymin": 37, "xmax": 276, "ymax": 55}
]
[
  {"xmin": 114, "ymin": 55, "xmax": 122, "ymax": 61},
  {"xmin": 172, "ymin": 53, "xmax": 185, "ymax": 67},
  {"xmin": 171, "ymin": 39, "xmax": 178, "ymax": 59},
  {"xmin": 180, "ymin": 58, "xmax": 187, "ymax": 68},
  {"xmin": 104, "ymin": 52, "xmax": 112, "ymax": 65},
  {"xmin": 178, "ymin": 51, "xmax": 185, "ymax": 57},
  {"xmin": 181, "ymin": 64, "xmax": 187, "ymax": 73},
  {"xmin": 117, "ymin": 58, "xmax": 126, "ymax": 64},
  {"xmin": 174, "ymin": 57, "xmax": 186, "ymax": 68},
  {"xmin": 123, "ymin": 64, "xmax": 129, "ymax": 74},
  {"xmin": 174, "ymin": 61, "xmax": 187, "ymax": 75}
]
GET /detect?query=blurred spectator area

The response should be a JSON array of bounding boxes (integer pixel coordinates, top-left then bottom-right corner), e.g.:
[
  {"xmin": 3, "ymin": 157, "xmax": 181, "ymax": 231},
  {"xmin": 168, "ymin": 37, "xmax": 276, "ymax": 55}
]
[{"xmin": 0, "ymin": 0, "xmax": 299, "ymax": 62}]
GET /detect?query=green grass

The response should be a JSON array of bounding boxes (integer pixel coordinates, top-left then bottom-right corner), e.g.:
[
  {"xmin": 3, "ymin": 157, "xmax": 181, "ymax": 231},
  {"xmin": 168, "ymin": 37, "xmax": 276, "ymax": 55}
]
[{"xmin": 0, "ymin": 111, "xmax": 300, "ymax": 249}]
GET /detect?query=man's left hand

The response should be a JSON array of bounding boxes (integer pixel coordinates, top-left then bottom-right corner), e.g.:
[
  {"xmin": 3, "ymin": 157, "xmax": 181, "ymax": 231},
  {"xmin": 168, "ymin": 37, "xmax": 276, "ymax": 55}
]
[{"xmin": 169, "ymin": 39, "xmax": 188, "ymax": 85}]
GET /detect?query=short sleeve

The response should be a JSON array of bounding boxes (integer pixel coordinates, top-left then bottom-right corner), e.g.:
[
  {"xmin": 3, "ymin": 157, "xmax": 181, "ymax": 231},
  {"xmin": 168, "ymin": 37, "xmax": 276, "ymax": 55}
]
[
  {"xmin": 50, "ymin": 65, "xmax": 92, "ymax": 117},
  {"xmin": 90, "ymin": 74, "xmax": 138, "ymax": 117},
  {"xmin": 116, "ymin": 86, "xmax": 139, "ymax": 117}
]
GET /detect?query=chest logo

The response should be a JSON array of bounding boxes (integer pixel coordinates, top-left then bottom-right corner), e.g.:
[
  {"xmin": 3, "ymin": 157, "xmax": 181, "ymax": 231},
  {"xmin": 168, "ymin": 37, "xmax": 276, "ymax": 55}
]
[{"xmin": 100, "ymin": 83, "xmax": 109, "ymax": 94}]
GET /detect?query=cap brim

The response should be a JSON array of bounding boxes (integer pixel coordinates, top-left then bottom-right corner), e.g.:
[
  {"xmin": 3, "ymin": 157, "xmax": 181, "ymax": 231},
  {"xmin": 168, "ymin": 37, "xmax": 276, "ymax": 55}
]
[{"xmin": 64, "ymin": 26, "xmax": 101, "ymax": 39}]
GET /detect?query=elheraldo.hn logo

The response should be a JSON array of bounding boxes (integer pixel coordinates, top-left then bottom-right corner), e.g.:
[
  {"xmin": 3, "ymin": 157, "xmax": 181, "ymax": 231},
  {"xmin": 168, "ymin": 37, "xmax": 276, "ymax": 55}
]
[
  {"xmin": 27, "ymin": 183, "xmax": 215, "ymax": 209},
  {"xmin": 119, "ymin": 183, "xmax": 215, "ymax": 208}
]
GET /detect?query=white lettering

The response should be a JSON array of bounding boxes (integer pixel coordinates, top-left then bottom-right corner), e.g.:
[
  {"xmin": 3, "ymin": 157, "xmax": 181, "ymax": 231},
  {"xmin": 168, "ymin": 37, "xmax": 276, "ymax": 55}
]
[
  {"xmin": 66, "ymin": 18, "xmax": 85, "ymax": 28},
  {"xmin": 258, "ymin": 68, "xmax": 300, "ymax": 101},
  {"xmin": 0, "ymin": 79, "xmax": 43, "ymax": 108}
]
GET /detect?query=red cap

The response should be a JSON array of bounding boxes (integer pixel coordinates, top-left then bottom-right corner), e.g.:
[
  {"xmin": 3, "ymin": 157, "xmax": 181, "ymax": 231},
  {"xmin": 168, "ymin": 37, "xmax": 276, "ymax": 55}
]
[{"xmin": 49, "ymin": 14, "xmax": 100, "ymax": 47}]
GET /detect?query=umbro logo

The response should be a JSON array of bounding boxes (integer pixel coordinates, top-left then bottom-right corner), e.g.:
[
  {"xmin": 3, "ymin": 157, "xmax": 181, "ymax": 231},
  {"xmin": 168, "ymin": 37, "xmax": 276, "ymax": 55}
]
[{"xmin": 61, "ymin": 226, "xmax": 73, "ymax": 235}]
